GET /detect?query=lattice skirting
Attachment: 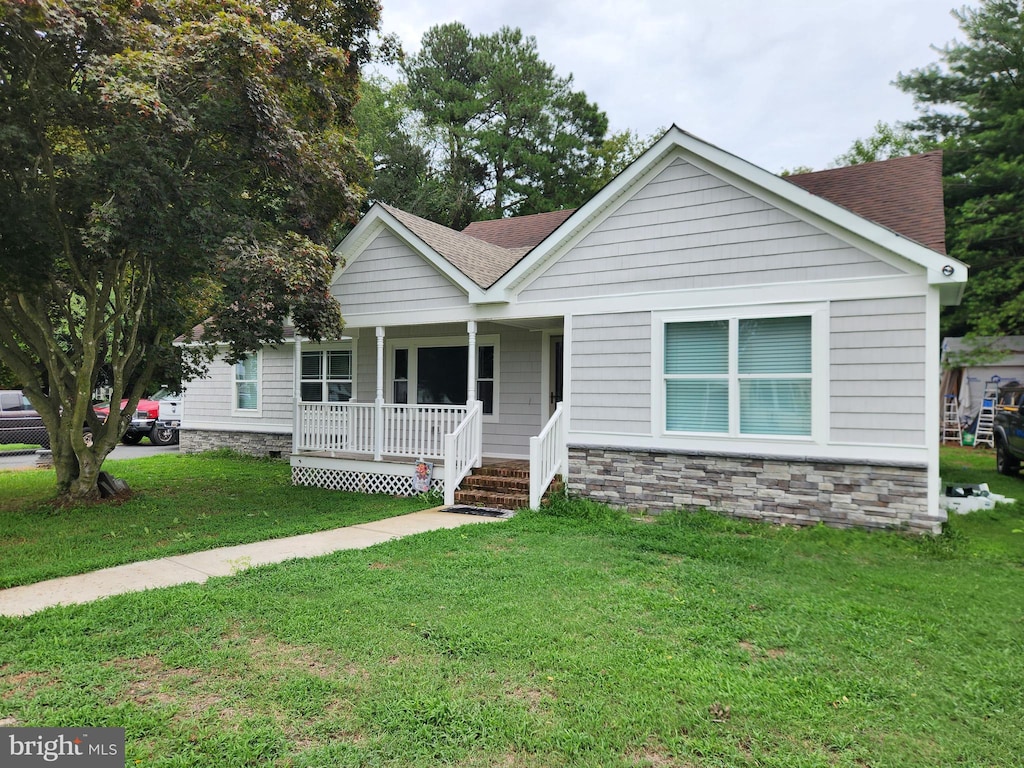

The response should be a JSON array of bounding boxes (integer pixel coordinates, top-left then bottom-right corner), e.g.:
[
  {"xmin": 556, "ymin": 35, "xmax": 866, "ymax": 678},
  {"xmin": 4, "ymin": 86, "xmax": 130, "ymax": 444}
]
[{"xmin": 292, "ymin": 464, "xmax": 443, "ymax": 496}]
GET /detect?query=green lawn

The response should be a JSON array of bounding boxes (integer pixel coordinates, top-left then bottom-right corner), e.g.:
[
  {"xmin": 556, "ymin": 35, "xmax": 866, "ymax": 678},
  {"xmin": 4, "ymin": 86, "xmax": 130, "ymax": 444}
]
[
  {"xmin": 0, "ymin": 451, "xmax": 430, "ymax": 588},
  {"xmin": 0, "ymin": 449, "xmax": 1022, "ymax": 767}
]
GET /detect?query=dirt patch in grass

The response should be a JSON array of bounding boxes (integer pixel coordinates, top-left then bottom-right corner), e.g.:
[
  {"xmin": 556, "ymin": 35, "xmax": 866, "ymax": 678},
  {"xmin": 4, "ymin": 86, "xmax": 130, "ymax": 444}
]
[
  {"xmin": 738, "ymin": 640, "xmax": 787, "ymax": 661},
  {"xmin": 1, "ymin": 668, "xmax": 58, "ymax": 700}
]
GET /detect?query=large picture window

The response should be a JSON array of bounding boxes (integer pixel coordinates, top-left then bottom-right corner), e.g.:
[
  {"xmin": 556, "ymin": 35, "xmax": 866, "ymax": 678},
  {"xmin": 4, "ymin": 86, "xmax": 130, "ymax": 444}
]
[
  {"xmin": 391, "ymin": 341, "xmax": 497, "ymax": 416},
  {"xmin": 665, "ymin": 315, "xmax": 811, "ymax": 436},
  {"xmin": 235, "ymin": 354, "xmax": 259, "ymax": 411},
  {"xmin": 301, "ymin": 350, "xmax": 352, "ymax": 402}
]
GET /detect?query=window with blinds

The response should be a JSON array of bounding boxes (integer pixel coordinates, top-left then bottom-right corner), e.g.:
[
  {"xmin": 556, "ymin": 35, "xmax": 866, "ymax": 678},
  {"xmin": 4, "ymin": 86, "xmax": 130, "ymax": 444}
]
[
  {"xmin": 665, "ymin": 315, "xmax": 811, "ymax": 436},
  {"xmin": 300, "ymin": 350, "xmax": 352, "ymax": 402}
]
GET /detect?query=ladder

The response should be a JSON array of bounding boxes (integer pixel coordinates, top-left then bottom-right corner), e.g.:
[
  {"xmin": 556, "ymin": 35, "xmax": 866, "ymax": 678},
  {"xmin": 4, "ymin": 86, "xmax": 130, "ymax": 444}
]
[
  {"xmin": 974, "ymin": 380, "xmax": 998, "ymax": 448},
  {"xmin": 942, "ymin": 394, "xmax": 963, "ymax": 444}
]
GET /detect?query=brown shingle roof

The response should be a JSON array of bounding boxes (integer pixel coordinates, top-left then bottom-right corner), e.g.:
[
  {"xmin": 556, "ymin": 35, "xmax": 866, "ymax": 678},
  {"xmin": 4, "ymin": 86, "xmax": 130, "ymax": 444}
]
[
  {"xmin": 787, "ymin": 151, "xmax": 946, "ymax": 254},
  {"xmin": 462, "ymin": 209, "xmax": 576, "ymax": 249},
  {"xmin": 381, "ymin": 204, "xmax": 529, "ymax": 288}
]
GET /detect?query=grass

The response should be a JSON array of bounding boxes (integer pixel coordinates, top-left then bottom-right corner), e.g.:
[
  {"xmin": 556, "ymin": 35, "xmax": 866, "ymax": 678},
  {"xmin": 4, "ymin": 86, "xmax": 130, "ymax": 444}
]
[
  {"xmin": 0, "ymin": 450, "xmax": 430, "ymax": 588},
  {"xmin": 0, "ymin": 449, "xmax": 1022, "ymax": 766}
]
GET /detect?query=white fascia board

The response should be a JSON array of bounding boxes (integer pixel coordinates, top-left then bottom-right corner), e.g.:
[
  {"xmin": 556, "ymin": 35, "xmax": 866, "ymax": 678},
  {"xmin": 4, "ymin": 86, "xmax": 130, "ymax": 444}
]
[
  {"xmin": 332, "ymin": 204, "xmax": 489, "ymax": 304},
  {"xmin": 491, "ymin": 125, "xmax": 967, "ymax": 304}
]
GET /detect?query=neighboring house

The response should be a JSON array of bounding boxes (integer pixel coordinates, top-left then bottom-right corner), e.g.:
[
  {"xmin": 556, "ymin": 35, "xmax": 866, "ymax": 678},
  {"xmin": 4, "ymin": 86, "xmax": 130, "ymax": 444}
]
[{"xmin": 180, "ymin": 126, "xmax": 967, "ymax": 533}]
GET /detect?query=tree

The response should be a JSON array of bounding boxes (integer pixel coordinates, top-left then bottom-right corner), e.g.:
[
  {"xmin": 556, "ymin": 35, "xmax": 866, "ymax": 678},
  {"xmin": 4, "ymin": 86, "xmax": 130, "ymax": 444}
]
[
  {"xmin": 401, "ymin": 23, "xmax": 608, "ymax": 226},
  {"xmin": 896, "ymin": 1, "xmax": 1024, "ymax": 338},
  {"xmin": 832, "ymin": 121, "xmax": 934, "ymax": 166},
  {"xmin": 0, "ymin": 0, "xmax": 375, "ymax": 500}
]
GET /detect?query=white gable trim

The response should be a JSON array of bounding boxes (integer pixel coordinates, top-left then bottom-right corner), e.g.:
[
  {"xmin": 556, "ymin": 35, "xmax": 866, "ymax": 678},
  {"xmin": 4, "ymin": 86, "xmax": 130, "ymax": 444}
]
[
  {"xmin": 334, "ymin": 204, "xmax": 490, "ymax": 303},
  {"xmin": 492, "ymin": 126, "xmax": 967, "ymax": 305}
]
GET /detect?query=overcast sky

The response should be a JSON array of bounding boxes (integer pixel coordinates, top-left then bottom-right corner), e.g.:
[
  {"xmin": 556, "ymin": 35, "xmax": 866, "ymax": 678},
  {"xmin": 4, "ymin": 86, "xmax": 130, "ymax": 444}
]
[{"xmin": 370, "ymin": 0, "xmax": 964, "ymax": 174}]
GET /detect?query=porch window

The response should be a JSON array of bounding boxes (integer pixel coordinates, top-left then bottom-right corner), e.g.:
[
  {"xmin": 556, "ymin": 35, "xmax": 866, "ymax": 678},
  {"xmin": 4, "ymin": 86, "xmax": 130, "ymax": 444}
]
[
  {"xmin": 665, "ymin": 315, "xmax": 811, "ymax": 436},
  {"xmin": 235, "ymin": 354, "xmax": 259, "ymax": 411},
  {"xmin": 301, "ymin": 350, "xmax": 352, "ymax": 402},
  {"xmin": 391, "ymin": 343, "xmax": 496, "ymax": 415}
]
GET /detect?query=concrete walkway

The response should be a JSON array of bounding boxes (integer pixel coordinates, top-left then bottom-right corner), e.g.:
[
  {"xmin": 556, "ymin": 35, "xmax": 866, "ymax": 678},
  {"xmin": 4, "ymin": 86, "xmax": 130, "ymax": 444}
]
[{"xmin": 0, "ymin": 508, "xmax": 504, "ymax": 618}]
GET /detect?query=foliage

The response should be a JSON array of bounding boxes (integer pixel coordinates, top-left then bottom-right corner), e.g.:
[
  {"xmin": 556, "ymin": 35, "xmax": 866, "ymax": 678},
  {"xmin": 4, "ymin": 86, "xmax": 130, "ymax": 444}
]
[
  {"xmin": 1, "ymin": 454, "xmax": 1022, "ymax": 765},
  {"xmin": 831, "ymin": 120, "xmax": 935, "ymax": 166},
  {"xmin": 0, "ymin": 0, "xmax": 377, "ymax": 499},
  {"xmin": 383, "ymin": 23, "xmax": 611, "ymax": 227},
  {"xmin": 896, "ymin": 1, "xmax": 1024, "ymax": 337}
]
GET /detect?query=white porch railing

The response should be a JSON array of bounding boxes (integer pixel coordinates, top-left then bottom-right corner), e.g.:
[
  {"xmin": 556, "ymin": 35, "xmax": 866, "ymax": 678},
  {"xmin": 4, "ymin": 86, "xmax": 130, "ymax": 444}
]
[
  {"xmin": 297, "ymin": 402, "xmax": 469, "ymax": 460},
  {"xmin": 529, "ymin": 402, "xmax": 566, "ymax": 510},
  {"xmin": 443, "ymin": 400, "xmax": 483, "ymax": 506}
]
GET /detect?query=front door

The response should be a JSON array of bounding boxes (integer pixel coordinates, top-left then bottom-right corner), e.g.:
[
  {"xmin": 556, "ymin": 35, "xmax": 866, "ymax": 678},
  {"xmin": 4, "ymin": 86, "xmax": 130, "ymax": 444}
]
[{"xmin": 549, "ymin": 335, "xmax": 563, "ymax": 417}]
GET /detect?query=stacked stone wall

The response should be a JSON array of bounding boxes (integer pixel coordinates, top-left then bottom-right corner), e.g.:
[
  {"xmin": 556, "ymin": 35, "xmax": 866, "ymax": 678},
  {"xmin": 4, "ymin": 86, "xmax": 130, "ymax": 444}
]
[
  {"xmin": 180, "ymin": 429, "xmax": 292, "ymax": 458},
  {"xmin": 568, "ymin": 446, "xmax": 940, "ymax": 534}
]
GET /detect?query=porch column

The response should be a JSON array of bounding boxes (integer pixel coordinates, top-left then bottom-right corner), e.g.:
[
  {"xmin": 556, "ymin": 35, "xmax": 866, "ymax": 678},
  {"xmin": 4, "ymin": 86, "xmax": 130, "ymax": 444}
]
[
  {"xmin": 374, "ymin": 326, "xmax": 385, "ymax": 461},
  {"xmin": 466, "ymin": 320, "xmax": 478, "ymax": 404},
  {"xmin": 292, "ymin": 334, "xmax": 302, "ymax": 454}
]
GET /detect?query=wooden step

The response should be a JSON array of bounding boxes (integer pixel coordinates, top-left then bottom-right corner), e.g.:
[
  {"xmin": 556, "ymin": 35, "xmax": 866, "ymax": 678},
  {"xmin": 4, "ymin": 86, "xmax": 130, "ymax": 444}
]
[{"xmin": 453, "ymin": 464, "xmax": 563, "ymax": 511}]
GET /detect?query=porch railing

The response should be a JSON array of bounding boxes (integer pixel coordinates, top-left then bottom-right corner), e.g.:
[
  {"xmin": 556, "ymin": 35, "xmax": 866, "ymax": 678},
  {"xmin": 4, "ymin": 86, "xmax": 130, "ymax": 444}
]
[
  {"xmin": 443, "ymin": 400, "xmax": 483, "ymax": 506},
  {"xmin": 529, "ymin": 402, "xmax": 566, "ymax": 510},
  {"xmin": 297, "ymin": 402, "xmax": 468, "ymax": 460}
]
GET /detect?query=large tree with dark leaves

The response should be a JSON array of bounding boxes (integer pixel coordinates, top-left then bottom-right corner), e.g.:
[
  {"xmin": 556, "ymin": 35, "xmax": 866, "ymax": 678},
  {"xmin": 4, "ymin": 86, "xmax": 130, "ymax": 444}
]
[
  {"xmin": 0, "ymin": 0, "xmax": 375, "ymax": 500},
  {"xmin": 897, "ymin": 1, "xmax": 1024, "ymax": 337},
  {"xmin": 402, "ymin": 22, "xmax": 608, "ymax": 227}
]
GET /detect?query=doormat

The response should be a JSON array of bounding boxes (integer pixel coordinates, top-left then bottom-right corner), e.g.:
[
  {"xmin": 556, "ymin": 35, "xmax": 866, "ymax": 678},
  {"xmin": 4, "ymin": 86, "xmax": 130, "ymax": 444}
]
[{"xmin": 442, "ymin": 505, "xmax": 515, "ymax": 519}]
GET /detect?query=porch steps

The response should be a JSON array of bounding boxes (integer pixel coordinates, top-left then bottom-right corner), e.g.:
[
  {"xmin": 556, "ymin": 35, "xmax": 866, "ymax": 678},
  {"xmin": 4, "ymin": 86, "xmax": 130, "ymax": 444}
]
[{"xmin": 454, "ymin": 461, "xmax": 563, "ymax": 511}]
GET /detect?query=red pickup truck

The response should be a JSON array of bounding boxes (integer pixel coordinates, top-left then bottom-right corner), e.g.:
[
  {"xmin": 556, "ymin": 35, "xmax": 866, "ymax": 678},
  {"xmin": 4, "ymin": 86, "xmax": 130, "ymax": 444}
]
[{"xmin": 92, "ymin": 388, "xmax": 181, "ymax": 446}]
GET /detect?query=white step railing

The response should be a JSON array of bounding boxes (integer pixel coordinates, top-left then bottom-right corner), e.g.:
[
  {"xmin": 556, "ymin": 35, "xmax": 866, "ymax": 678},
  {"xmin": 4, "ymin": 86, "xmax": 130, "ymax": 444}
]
[
  {"xmin": 529, "ymin": 402, "xmax": 566, "ymax": 510},
  {"xmin": 444, "ymin": 401, "xmax": 483, "ymax": 506}
]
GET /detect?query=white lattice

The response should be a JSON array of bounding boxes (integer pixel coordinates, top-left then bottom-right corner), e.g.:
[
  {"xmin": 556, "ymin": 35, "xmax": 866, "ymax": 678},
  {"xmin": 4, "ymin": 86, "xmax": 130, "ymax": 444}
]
[{"xmin": 292, "ymin": 465, "xmax": 443, "ymax": 497}]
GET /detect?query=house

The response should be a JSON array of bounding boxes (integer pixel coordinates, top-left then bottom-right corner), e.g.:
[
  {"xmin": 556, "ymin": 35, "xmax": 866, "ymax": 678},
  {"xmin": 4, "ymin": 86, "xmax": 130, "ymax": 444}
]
[
  {"xmin": 179, "ymin": 126, "xmax": 967, "ymax": 533},
  {"xmin": 941, "ymin": 336, "xmax": 1024, "ymax": 427}
]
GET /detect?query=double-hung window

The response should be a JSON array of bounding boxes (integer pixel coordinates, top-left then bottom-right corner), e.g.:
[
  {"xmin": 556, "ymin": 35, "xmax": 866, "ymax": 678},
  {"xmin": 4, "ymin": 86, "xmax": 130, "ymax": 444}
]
[
  {"xmin": 301, "ymin": 350, "xmax": 352, "ymax": 402},
  {"xmin": 665, "ymin": 315, "xmax": 812, "ymax": 436},
  {"xmin": 390, "ymin": 340, "xmax": 498, "ymax": 416},
  {"xmin": 235, "ymin": 354, "xmax": 259, "ymax": 411}
]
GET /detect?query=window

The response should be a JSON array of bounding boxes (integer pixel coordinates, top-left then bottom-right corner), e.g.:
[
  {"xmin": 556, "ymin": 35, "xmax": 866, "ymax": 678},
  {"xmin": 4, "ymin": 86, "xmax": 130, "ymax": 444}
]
[
  {"xmin": 301, "ymin": 350, "xmax": 352, "ymax": 402},
  {"xmin": 235, "ymin": 354, "xmax": 259, "ymax": 411},
  {"xmin": 665, "ymin": 315, "xmax": 811, "ymax": 436},
  {"xmin": 391, "ymin": 341, "xmax": 497, "ymax": 416}
]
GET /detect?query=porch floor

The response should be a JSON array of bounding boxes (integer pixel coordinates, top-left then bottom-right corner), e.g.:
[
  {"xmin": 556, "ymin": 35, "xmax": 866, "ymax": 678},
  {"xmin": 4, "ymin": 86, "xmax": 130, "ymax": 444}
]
[{"xmin": 293, "ymin": 452, "xmax": 528, "ymax": 472}]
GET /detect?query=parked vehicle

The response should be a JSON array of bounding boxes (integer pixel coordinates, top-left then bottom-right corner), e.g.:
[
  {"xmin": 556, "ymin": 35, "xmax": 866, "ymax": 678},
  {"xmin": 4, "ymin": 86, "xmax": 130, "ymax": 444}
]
[
  {"xmin": 0, "ymin": 390, "xmax": 49, "ymax": 448},
  {"xmin": 994, "ymin": 385, "xmax": 1024, "ymax": 475},
  {"xmin": 93, "ymin": 387, "xmax": 181, "ymax": 446}
]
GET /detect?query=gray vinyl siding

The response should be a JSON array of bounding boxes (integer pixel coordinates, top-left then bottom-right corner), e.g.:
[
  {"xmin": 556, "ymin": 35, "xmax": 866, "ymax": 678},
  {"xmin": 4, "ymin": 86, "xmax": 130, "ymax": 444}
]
[
  {"xmin": 571, "ymin": 312, "xmax": 651, "ymax": 434},
  {"xmin": 830, "ymin": 296, "xmax": 927, "ymax": 445},
  {"xmin": 334, "ymin": 231, "xmax": 466, "ymax": 315},
  {"xmin": 520, "ymin": 158, "xmax": 904, "ymax": 302},
  {"xmin": 352, "ymin": 323, "xmax": 543, "ymax": 456},
  {"xmin": 182, "ymin": 345, "xmax": 294, "ymax": 429}
]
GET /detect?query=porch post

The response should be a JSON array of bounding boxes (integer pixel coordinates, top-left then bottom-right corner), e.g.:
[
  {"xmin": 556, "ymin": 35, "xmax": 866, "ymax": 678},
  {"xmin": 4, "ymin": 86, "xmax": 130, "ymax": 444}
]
[
  {"xmin": 292, "ymin": 334, "xmax": 302, "ymax": 454},
  {"xmin": 375, "ymin": 326, "xmax": 385, "ymax": 461},
  {"xmin": 466, "ymin": 320, "xmax": 478, "ymax": 404}
]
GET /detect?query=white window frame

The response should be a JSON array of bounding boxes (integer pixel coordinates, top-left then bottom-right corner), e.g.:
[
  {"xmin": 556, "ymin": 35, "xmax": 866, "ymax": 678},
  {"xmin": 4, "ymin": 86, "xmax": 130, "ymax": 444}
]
[
  {"xmin": 386, "ymin": 335, "xmax": 500, "ymax": 422},
  {"xmin": 300, "ymin": 347, "xmax": 354, "ymax": 403},
  {"xmin": 232, "ymin": 351, "xmax": 262, "ymax": 417},
  {"xmin": 654, "ymin": 304, "xmax": 826, "ymax": 443}
]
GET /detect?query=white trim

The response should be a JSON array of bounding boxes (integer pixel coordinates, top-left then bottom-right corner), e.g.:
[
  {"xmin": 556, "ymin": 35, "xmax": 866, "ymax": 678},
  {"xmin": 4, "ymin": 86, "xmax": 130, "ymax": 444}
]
[
  {"xmin": 652, "ymin": 303, "xmax": 827, "ymax": 443},
  {"xmin": 925, "ymin": 287, "xmax": 943, "ymax": 521},
  {"xmin": 384, "ymin": 334, "xmax": 501, "ymax": 422},
  {"xmin": 182, "ymin": 421, "xmax": 291, "ymax": 435},
  {"xmin": 231, "ymin": 351, "xmax": 262, "ymax": 417}
]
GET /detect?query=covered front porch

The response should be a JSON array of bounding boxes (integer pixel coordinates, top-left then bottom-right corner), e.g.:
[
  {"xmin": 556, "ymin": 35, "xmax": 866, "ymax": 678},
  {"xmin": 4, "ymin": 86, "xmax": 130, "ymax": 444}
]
[{"xmin": 289, "ymin": 320, "xmax": 566, "ymax": 509}]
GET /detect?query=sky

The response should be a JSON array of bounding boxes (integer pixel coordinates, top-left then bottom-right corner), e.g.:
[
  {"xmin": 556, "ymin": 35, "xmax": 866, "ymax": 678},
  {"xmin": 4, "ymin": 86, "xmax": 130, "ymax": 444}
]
[{"xmin": 368, "ymin": 0, "xmax": 965, "ymax": 174}]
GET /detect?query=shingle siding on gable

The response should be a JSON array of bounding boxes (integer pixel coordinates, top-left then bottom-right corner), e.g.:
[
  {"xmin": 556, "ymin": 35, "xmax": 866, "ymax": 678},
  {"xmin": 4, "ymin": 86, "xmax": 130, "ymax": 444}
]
[
  {"xmin": 518, "ymin": 158, "xmax": 905, "ymax": 303},
  {"xmin": 830, "ymin": 296, "xmax": 927, "ymax": 445},
  {"xmin": 333, "ymin": 231, "xmax": 466, "ymax": 314}
]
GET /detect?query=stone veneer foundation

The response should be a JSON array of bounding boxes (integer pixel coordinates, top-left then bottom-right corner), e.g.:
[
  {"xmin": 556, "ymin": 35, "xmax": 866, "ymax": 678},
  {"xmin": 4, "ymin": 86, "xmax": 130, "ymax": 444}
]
[
  {"xmin": 179, "ymin": 429, "xmax": 292, "ymax": 458},
  {"xmin": 568, "ymin": 446, "xmax": 942, "ymax": 534}
]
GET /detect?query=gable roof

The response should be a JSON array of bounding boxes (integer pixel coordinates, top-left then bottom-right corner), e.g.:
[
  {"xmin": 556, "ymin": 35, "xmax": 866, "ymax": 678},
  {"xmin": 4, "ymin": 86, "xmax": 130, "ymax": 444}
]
[
  {"xmin": 341, "ymin": 126, "xmax": 966, "ymax": 304},
  {"xmin": 786, "ymin": 152, "xmax": 946, "ymax": 254},
  {"xmin": 462, "ymin": 209, "xmax": 576, "ymax": 249}
]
